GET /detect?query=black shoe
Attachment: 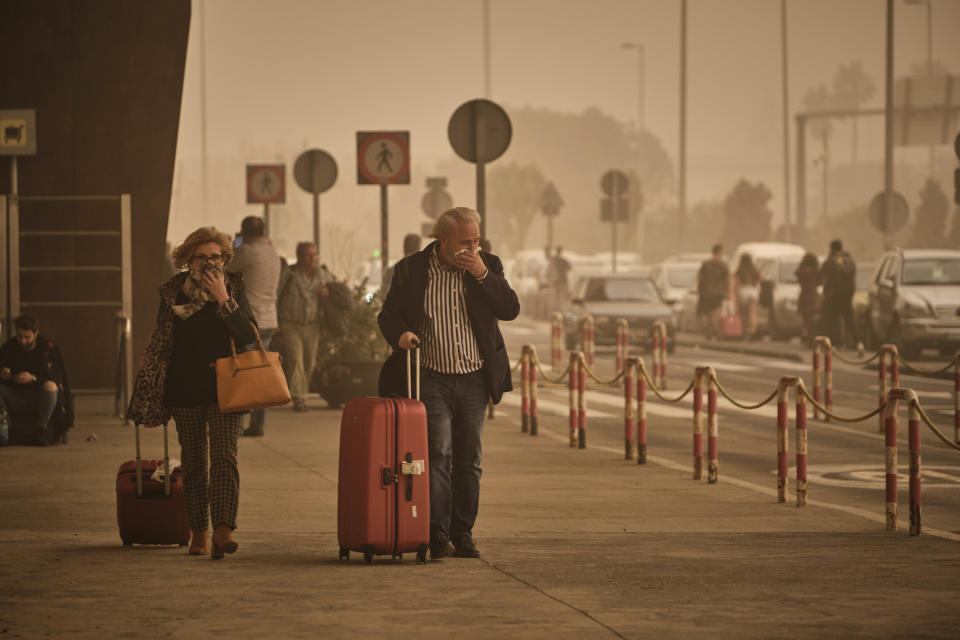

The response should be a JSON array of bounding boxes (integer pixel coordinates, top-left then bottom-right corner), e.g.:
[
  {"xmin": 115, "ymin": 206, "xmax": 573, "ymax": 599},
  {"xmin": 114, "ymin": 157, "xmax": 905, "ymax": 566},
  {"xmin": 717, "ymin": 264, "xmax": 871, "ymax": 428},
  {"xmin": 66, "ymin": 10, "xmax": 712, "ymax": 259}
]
[
  {"xmin": 429, "ymin": 534, "xmax": 454, "ymax": 559},
  {"xmin": 452, "ymin": 534, "xmax": 480, "ymax": 558},
  {"xmin": 242, "ymin": 427, "xmax": 264, "ymax": 437}
]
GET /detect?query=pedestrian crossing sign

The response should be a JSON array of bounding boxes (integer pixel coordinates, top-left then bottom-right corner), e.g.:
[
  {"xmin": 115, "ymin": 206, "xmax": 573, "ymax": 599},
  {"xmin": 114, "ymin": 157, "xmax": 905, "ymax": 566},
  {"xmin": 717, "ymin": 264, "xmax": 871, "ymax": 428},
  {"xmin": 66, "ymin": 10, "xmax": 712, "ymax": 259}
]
[{"xmin": 357, "ymin": 131, "xmax": 410, "ymax": 185}]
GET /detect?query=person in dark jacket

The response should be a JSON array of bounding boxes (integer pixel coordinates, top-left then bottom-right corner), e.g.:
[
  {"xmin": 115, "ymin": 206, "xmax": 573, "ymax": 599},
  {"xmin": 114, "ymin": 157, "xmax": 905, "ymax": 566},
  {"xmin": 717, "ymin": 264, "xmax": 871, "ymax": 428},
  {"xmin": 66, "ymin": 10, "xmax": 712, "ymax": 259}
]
[
  {"xmin": 127, "ymin": 227, "xmax": 256, "ymax": 560},
  {"xmin": 0, "ymin": 315, "xmax": 73, "ymax": 446},
  {"xmin": 819, "ymin": 239, "xmax": 860, "ymax": 349},
  {"xmin": 378, "ymin": 206, "xmax": 519, "ymax": 559}
]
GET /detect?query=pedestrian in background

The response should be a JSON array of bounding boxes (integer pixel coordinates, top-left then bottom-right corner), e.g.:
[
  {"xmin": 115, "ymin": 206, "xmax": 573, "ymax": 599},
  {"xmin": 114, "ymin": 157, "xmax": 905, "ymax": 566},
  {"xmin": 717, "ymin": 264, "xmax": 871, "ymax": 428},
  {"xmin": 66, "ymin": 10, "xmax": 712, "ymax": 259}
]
[
  {"xmin": 226, "ymin": 216, "xmax": 282, "ymax": 436},
  {"xmin": 550, "ymin": 246, "xmax": 572, "ymax": 314},
  {"xmin": 127, "ymin": 226, "xmax": 257, "ymax": 559},
  {"xmin": 795, "ymin": 252, "xmax": 821, "ymax": 344},
  {"xmin": 819, "ymin": 239, "xmax": 860, "ymax": 349},
  {"xmin": 276, "ymin": 242, "xmax": 329, "ymax": 412},
  {"xmin": 697, "ymin": 244, "xmax": 730, "ymax": 340},
  {"xmin": 734, "ymin": 253, "xmax": 761, "ymax": 341}
]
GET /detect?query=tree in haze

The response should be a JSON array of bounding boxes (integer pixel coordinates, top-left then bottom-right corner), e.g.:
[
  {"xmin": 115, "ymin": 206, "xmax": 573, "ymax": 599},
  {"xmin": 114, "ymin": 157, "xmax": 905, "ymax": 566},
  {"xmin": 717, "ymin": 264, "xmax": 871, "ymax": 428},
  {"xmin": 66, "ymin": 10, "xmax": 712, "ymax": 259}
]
[
  {"xmin": 831, "ymin": 61, "xmax": 876, "ymax": 163},
  {"xmin": 907, "ymin": 179, "xmax": 950, "ymax": 249},
  {"xmin": 487, "ymin": 162, "xmax": 548, "ymax": 256},
  {"xmin": 721, "ymin": 179, "xmax": 773, "ymax": 250}
]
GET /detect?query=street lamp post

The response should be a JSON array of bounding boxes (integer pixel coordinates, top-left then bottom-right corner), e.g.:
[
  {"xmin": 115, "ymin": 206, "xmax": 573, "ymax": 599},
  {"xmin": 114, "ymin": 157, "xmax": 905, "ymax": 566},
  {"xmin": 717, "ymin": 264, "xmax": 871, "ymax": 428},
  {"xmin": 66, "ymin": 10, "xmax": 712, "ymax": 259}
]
[{"xmin": 620, "ymin": 42, "xmax": 645, "ymax": 131}]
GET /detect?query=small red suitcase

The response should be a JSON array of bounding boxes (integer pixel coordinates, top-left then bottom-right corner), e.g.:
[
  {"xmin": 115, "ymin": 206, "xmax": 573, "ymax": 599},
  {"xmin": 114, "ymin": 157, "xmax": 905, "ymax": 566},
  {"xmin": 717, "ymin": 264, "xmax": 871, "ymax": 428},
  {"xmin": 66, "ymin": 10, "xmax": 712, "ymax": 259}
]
[
  {"xmin": 116, "ymin": 423, "xmax": 190, "ymax": 547},
  {"xmin": 338, "ymin": 348, "xmax": 430, "ymax": 564}
]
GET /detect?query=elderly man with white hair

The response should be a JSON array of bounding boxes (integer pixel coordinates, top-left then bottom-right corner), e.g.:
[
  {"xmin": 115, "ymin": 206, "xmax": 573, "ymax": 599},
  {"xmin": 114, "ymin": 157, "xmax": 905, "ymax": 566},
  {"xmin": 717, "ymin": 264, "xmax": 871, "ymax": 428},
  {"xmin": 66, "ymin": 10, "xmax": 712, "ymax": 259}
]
[{"xmin": 378, "ymin": 206, "xmax": 520, "ymax": 559}]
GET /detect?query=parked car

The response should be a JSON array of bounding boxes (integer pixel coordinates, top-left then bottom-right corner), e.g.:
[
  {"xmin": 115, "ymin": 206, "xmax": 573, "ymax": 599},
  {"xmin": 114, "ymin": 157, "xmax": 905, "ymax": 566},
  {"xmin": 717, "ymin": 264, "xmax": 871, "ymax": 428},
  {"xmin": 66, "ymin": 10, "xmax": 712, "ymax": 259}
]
[
  {"xmin": 564, "ymin": 271, "xmax": 676, "ymax": 352},
  {"xmin": 732, "ymin": 242, "xmax": 806, "ymax": 339},
  {"xmin": 865, "ymin": 249, "xmax": 960, "ymax": 357},
  {"xmin": 651, "ymin": 258, "xmax": 703, "ymax": 329}
]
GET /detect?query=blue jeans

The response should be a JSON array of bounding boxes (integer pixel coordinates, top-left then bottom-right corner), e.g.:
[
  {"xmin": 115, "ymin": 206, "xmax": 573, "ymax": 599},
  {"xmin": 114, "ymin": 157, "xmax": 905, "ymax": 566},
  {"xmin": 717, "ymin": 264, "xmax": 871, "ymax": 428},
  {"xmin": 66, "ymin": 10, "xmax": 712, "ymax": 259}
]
[
  {"xmin": 247, "ymin": 328, "xmax": 276, "ymax": 433},
  {"xmin": 420, "ymin": 368, "xmax": 489, "ymax": 540},
  {"xmin": 0, "ymin": 382, "xmax": 58, "ymax": 444}
]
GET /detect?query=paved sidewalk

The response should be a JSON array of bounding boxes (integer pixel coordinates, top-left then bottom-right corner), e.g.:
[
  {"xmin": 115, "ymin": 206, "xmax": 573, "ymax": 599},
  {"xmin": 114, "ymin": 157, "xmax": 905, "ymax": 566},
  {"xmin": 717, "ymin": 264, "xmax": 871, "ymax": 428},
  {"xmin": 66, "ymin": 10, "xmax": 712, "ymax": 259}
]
[{"xmin": 2, "ymin": 398, "xmax": 959, "ymax": 639}]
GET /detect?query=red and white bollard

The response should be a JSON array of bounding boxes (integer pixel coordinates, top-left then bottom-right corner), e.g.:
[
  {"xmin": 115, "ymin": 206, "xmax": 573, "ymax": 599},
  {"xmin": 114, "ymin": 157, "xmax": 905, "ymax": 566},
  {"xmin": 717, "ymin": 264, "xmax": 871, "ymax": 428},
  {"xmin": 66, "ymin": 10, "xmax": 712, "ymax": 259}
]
[
  {"xmin": 551, "ymin": 312, "xmax": 564, "ymax": 370},
  {"xmin": 623, "ymin": 358, "xmax": 635, "ymax": 460},
  {"xmin": 878, "ymin": 344, "xmax": 900, "ymax": 433},
  {"xmin": 568, "ymin": 352, "xmax": 579, "ymax": 448},
  {"xmin": 616, "ymin": 318, "xmax": 629, "ymax": 373},
  {"xmin": 884, "ymin": 389, "xmax": 899, "ymax": 531},
  {"xmin": 776, "ymin": 377, "xmax": 796, "ymax": 503},
  {"xmin": 796, "ymin": 382, "xmax": 808, "ymax": 507},
  {"xmin": 529, "ymin": 347, "xmax": 539, "ymax": 437},
  {"xmin": 883, "ymin": 388, "xmax": 922, "ymax": 535},
  {"xmin": 812, "ymin": 336, "xmax": 833, "ymax": 421},
  {"xmin": 577, "ymin": 353, "xmax": 587, "ymax": 449},
  {"xmin": 520, "ymin": 346, "xmax": 530, "ymax": 434},
  {"xmin": 651, "ymin": 320, "xmax": 668, "ymax": 389},
  {"xmin": 581, "ymin": 315, "xmax": 595, "ymax": 368},
  {"xmin": 706, "ymin": 368, "xmax": 719, "ymax": 484},
  {"xmin": 692, "ymin": 368, "xmax": 706, "ymax": 480},
  {"xmin": 637, "ymin": 359, "xmax": 648, "ymax": 465}
]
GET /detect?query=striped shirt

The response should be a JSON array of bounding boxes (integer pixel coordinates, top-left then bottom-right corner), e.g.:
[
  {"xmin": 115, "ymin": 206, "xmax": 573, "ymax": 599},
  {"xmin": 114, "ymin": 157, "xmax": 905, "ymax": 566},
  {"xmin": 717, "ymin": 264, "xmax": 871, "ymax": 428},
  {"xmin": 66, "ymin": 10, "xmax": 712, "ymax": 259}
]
[
  {"xmin": 420, "ymin": 249, "xmax": 483, "ymax": 374},
  {"xmin": 225, "ymin": 238, "xmax": 282, "ymax": 329}
]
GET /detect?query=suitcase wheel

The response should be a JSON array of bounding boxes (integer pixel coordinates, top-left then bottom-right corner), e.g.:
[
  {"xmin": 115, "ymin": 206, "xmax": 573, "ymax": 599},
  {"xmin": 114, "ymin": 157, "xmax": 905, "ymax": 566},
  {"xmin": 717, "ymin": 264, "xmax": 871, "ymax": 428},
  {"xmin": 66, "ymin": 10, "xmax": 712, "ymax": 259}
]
[
  {"xmin": 363, "ymin": 551, "xmax": 373, "ymax": 564},
  {"xmin": 416, "ymin": 544, "xmax": 428, "ymax": 565},
  {"xmin": 339, "ymin": 546, "xmax": 349, "ymax": 561}
]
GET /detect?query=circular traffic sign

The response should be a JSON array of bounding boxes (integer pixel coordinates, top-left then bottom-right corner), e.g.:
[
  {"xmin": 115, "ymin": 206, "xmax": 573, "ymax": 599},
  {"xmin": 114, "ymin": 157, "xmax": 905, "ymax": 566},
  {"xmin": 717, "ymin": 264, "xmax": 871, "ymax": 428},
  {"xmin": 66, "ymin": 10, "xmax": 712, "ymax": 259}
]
[
  {"xmin": 293, "ymin": 149, "xmax": 337, "ymax": 195},
  {"xmin": 422, "ymin": 188, "xmax": 453, "ymax": 219},
  {"xmin": 448, "ymin": 99, "xmax": 512, "ymax": 164},
  {"xmin": 867, "ymin": 190, "xmax": 909, "ymax": 233},
  {"xmin": 246, "ymin": 165, "xmax": 285, "ymax": 204},
  {"xmin": 357, "ymin": 132, "xmax": 410, "ymax": 184},
  {"xmin": 601, "ymin": 169, "xmax": 630, "ymax": 196}
]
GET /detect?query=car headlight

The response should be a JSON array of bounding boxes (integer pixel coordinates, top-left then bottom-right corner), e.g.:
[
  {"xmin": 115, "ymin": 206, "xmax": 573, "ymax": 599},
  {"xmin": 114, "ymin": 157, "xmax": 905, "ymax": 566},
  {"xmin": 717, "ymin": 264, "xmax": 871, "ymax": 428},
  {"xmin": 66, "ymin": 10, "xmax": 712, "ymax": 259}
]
[{"xmin": 902, "ymin": 300, "xmax": 933, "ymax": 318}]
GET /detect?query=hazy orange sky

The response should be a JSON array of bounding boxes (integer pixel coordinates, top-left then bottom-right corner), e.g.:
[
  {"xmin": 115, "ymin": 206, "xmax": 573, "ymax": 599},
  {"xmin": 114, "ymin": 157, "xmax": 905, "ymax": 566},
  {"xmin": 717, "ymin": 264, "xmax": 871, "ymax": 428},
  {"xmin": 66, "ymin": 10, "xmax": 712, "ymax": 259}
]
[{"xmin": 169, "ymin": 0, "xmax": 960, "ymax": 267}]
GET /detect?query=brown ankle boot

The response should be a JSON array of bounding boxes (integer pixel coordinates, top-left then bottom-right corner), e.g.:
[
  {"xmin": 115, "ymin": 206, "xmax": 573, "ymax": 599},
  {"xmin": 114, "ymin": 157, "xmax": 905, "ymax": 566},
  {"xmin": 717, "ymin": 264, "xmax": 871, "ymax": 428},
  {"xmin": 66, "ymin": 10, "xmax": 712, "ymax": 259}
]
[
  {"xmin": 211, "ymin": 525, "xmax": 238, "ymax": 559},
  {"xmin": 189, "ymin": 530, "xmax": 208, "ymax": 556}
]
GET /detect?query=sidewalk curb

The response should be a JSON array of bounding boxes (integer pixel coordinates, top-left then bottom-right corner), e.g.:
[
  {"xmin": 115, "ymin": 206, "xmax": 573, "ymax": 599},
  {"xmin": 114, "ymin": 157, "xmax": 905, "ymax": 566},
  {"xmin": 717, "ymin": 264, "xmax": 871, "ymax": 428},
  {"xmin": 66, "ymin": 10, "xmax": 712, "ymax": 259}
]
[{"xmin": 676, "ymin": 336, "xmax": 807, "ymax": 363}]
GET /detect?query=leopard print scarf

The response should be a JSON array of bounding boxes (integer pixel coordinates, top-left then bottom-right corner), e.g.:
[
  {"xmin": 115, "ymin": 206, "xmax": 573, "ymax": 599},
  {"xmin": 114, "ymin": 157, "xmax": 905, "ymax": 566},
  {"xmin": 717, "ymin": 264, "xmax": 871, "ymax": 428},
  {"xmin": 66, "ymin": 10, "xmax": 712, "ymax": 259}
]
[{"xmin": 172, "ymin": 268, "xmax": 219, "ymax": 319}]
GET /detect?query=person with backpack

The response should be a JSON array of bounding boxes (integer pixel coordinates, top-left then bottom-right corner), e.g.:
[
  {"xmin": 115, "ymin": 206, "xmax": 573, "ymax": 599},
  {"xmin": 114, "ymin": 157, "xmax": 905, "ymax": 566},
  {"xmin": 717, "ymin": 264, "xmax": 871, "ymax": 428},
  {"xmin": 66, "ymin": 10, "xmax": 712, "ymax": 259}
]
[{"xmin": 819, "ymin": 239, "xmax": 860, "ymax": 349}]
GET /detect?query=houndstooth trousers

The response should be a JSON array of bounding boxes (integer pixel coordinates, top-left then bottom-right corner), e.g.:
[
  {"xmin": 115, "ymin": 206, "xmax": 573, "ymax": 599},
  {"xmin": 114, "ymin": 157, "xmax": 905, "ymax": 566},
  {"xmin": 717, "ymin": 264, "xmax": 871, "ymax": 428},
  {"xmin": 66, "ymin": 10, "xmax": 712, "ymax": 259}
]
[{"xmin": 170, "ymin": 404, "xmax": 243, "ymax": 532}]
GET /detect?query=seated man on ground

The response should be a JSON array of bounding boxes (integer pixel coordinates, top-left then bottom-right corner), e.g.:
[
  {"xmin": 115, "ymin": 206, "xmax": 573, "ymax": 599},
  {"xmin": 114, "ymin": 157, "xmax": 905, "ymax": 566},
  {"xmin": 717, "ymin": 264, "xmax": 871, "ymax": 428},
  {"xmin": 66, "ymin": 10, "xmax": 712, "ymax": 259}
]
[{"xmin": 0, "ymin": 315, "xmax": 73, "ymax": 446}]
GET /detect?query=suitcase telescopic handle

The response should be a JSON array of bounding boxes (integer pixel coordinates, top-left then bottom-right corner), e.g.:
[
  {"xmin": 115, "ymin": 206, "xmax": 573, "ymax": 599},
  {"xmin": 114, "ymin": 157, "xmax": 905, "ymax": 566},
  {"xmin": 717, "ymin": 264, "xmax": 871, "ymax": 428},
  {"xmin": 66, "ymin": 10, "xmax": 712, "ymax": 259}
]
[
  {"xmin": 134, "ymin": 423, "xmax": 172, "ymax": 497},
  {"xmin": 405, "ymin": 342, "xmax": 420, "ymax": 401}
]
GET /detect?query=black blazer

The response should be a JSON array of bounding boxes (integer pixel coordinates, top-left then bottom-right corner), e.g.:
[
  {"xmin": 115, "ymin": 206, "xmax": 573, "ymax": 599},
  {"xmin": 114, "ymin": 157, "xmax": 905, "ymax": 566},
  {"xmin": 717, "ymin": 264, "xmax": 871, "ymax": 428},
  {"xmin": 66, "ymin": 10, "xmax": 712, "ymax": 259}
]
[{"xmin": 377, "ymin": 242, "xmax": 520, "ymax": 404}]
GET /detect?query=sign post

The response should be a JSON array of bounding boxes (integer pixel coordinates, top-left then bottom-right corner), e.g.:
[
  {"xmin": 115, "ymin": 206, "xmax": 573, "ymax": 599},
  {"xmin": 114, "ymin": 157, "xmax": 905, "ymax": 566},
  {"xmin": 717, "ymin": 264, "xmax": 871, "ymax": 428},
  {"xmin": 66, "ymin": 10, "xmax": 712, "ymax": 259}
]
[
  {"xmin": 448, "ymin": 99, "xmax": 512, "ymax": 240},
  {"xmin": 601, "ymin": 170, "xmax": 630, "ymax": 273},
  {"xmin": 246, "ymin": 164, "xmax": 286, "ymax": 236},
  {"xmin": 293, "ymin": 149, "xmax": 338, "ymax": 258},
  {"xmin": 0, "ymin": 109, "xmax": 37, "ymax": 198},
  {"xmin": 422, "ymin": 177, "xmax": 453, "ymax": 236},
  {"xmin": 357, "ymin": 131, "xmax": 411, "ymax": 274},
  {"xmin": 539, "ymin": 182, "xmax": 564, "ymax": 253}
]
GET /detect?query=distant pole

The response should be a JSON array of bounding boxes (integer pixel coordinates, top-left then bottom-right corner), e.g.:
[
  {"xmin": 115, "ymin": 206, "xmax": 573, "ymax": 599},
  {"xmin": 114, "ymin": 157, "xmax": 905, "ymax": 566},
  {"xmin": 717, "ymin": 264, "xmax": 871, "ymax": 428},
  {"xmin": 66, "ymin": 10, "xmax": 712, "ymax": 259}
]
[
  {"xmin": 312, "ymin": 193, "xmax": 320, "ymax": 258},
  {"xmin": 781, "ymin": 0, "xmax": 791, "ymax": 242},
  {"xmin": 263, "ymin": 203, "xmax": 270, "ymax": 238},
  {"xmin": 638, "ymin": 46, "xmax": 645, "ymax": 131},
  {"xmin": 380, "ymin": 184, "xmax": 389, "ymax": 274},
  {"xmin": 883, "ymin": 0, "xmax": 895, "ymax": 249},
  {"xmin": 482, "ymin": 0, "xmax": 491, "ymax": 98},
  {"xmin": 199, "ymin": 0, "xmax": 208, "ymax": 214},
  {"xmin": 678, "ymin": 0, "xmax": 688, "ymax": 247}
]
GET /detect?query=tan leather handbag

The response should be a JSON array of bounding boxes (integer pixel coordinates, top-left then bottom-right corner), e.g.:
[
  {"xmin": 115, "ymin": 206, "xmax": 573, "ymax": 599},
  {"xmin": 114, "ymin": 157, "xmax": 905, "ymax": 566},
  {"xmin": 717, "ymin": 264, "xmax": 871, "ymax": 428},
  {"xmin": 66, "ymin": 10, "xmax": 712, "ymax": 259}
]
[{"xmin": 215, "ymin": 324, "xmax": 291, "ymax": 413}]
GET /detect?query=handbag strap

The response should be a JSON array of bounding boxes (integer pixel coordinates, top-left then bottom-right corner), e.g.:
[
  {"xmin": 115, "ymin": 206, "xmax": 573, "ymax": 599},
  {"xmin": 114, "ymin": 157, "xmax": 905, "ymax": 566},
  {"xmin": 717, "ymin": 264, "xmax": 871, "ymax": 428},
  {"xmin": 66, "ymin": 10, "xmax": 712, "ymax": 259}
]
[{"xmin": 228, "ymin": 320, "xmax": 266, "ymax": 361}]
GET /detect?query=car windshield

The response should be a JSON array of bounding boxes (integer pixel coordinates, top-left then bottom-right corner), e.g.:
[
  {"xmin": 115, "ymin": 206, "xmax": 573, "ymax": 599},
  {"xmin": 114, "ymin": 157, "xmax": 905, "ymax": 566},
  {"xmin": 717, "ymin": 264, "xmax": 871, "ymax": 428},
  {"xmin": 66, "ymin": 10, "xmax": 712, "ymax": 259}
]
[
  {"xmin": 667, "ymin": 265, "xmax": 698, "ymax": 288},
  {"xmin": 902, "ymin": 258, "xmax": 960, "ymax": 285},
  {"xmin": 584, "ymin": 278, "xmax": 658, "ymax": 302},
  {"xmin": 779, "ymin": 259, "xmax": 800, "ymax": 284}
]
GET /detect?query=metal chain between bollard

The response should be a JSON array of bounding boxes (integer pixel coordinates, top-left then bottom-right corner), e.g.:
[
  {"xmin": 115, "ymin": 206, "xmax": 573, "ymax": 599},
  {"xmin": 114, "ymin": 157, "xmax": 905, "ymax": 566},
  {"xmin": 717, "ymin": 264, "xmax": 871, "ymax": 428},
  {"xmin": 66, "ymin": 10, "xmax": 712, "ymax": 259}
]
[
  {"xmin": 893, "ymin": 354, "xmax": 956, "ymax": 376},
  {"xmin": 827, "ymin": 343, "xmax": 881, "ymax": 366},
  {"xmin": 911, "ymin": 400, "xmax": 960, "ymax": 452},
  {"xmin": 796, "ymin": 385, "xmax": 887, "ymax": 424},
  {"xmin": 578, "ymin": 355, "xmax": 627, "ymax": 386},
  {"xmin": 636, "ymin": 362, "xmax": 695, "ymax": 403},
  {"xmin": 711, "ymin": 375, "xmax": 780, "ymax": 410},
  {"xmin": 528, "ymin": 348, "xmax": 572, "ymax": 385}
]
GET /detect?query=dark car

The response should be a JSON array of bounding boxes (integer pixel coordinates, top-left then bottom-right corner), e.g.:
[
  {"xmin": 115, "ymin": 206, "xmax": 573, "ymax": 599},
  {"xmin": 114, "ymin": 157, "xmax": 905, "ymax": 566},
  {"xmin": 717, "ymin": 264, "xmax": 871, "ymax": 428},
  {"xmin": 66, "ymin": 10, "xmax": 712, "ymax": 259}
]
[{"xmin": 564, "ymin": 272, "xmax": 676, "ymax": 352}]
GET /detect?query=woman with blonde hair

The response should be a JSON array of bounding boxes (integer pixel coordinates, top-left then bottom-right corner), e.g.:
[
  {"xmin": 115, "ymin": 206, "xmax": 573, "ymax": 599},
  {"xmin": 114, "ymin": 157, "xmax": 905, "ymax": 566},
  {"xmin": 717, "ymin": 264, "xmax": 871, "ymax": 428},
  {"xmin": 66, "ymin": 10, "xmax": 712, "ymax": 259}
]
[{"xmin": 128, "ymin": 227, "xmax": 256, "ymax": 559}]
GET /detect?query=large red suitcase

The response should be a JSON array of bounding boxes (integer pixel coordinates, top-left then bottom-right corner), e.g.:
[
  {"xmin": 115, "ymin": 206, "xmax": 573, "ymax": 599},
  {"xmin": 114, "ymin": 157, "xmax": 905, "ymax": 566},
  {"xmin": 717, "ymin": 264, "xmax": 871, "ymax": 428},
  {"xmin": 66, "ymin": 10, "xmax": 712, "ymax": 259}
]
[
  {"xmin": 338, "ymin": 349, "xmax": 430, "ymax": 564},
  {"xmin": 116, "ymin": 423, "xmax": 190, "ymax": 547}
]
